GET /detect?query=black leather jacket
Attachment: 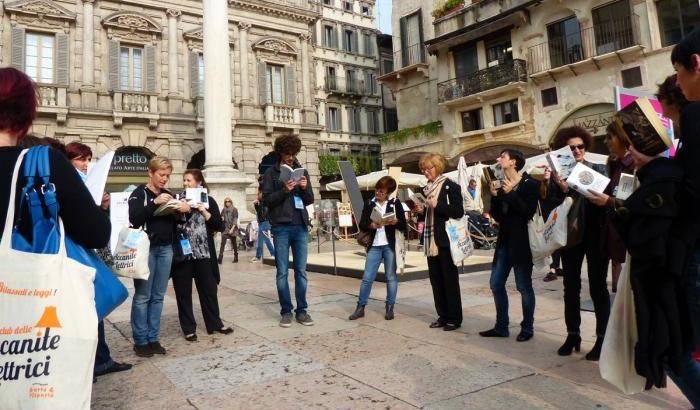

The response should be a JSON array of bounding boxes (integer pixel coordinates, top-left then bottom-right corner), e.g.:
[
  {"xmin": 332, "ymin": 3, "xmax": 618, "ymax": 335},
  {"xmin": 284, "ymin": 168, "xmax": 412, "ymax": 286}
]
[{"xmin": 261, "ymin": 161, "xmax": 314, "ymax": 226}]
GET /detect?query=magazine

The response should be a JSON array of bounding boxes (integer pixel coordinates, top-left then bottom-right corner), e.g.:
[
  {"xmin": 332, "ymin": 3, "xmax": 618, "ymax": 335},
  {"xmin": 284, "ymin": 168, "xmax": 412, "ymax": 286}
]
[
  {"xmin": 566, "ymin": 163, "xmax": 611, "ymax": 197},
  {"xmin": 611, "ymin": 97, "xmax": 672, "ymax": 156},
  {"xmin": 546, "ymin": 145, "xmax": 577, "ymax": 179},
  {"xmin": 280, "ymin": 164, "xmax": 306, "ymax": 183}
]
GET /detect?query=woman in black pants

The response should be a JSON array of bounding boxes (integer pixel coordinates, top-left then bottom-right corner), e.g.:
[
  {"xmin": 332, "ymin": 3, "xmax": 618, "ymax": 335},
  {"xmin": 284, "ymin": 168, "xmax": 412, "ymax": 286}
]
[
  {"xmin": 171, "ymin": 169, "xmax": 233, "ymax": 341},
  {"xmin": 546, "ymin": 126, "xmax": 610, "ymax": 361},
  {"xmin": 414, "ymin": 153, "xmax": 465, "ymax": 331}
]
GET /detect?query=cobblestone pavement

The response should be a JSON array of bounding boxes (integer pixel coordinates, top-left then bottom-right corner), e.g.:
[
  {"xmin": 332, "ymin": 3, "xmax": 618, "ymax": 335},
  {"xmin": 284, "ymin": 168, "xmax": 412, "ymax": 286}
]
[{"xmin": 92, "ymin": 247, "xmax": 691, "ymax": 409}]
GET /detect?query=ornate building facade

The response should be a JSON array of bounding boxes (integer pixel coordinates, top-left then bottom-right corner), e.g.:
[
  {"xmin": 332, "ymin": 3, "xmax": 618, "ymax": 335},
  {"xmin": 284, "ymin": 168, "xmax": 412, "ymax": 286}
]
[{"xmin": 1, "ymin": 0, "xmax": 323, "ymax": 214}]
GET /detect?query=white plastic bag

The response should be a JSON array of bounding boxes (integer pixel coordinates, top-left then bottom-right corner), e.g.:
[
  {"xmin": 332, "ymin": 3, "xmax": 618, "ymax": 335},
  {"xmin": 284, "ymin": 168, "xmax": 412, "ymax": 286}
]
[
  {"xmin": 395, "ymin": 229, "xmax": 407, "ymax": 274},
  {"xmin": 0, "ymin": 150, "xmax": 98, "ymax": 409},
  {"xmin": 445, "ymin": 215, "xmax": 474, "ymax": 264},
  {"xmin": 528, "ymin": 197, "xmax": 572, "ymax": 262},
  {"xmin": 600, "ymin": 254, "xmax": 646, "ymax": 394},
  {"xmin": 113, "ymin": 226, "xmax": 150, "ymax": 280}
]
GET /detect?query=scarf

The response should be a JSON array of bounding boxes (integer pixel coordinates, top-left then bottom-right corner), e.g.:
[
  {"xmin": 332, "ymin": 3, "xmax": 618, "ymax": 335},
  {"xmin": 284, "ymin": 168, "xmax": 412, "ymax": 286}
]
[{"xmin": 422, "ymin": 175, "xmax": 447, "ymax": 257}]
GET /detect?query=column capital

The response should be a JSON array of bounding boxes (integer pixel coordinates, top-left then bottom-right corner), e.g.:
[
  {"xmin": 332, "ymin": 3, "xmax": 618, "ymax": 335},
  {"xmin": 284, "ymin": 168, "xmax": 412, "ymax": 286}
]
[
  {"xmin": 166, "ymin": 8, "xmax": 182, "ymax": 18},
  {"xmin": 238, "ymin": 22, "xmax": 252, "ymax": 31},
  {"xmin": 299, "ymin": 31, "xmax": 312, "ymax": 42}
]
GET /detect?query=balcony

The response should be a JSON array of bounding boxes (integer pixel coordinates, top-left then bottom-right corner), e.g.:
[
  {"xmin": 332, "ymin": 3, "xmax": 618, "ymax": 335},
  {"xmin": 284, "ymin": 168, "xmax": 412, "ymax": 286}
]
[
  {"xmin": 265, "ymin": 105, "xmax": 301, "ymax": 133},
  {"xmin": 437, "ymin": 59, "xmax": 527, "ymax": 104},
  {"xmin": 37, "ymin": 85, "xmax": 68, "ymax": 124},
  {"xmin": 324, "ymin": 76, "xmax": 366, "ymax": 96},
  {"xmin": 378, "ymin": 43, "xmax": 429, "ymax": 88},
  {"xmin": 113, "ymin": 91, "xmax": 159, "ymax": 129},
  {"xmin": 527, "ymin": 15, "xmax": 642, "ymax": 76}
]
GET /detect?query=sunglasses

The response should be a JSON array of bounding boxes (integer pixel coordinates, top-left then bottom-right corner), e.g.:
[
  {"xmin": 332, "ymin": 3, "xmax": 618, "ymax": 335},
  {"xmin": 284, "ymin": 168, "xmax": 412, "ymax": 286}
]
[{"xmin": 569, "ymin": 144, "xmax": 586, "ymax": 151}]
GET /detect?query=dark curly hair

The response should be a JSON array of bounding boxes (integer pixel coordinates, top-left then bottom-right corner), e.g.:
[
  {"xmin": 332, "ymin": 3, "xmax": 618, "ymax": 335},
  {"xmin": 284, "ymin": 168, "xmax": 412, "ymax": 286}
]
[
  {"xmin": 273, "ymin": 134, "xmax": 302, "ymax": 155},
  {"xmin": 551, "ymin": 126, "xmax": 593, "ymax": 150},
  {"xmin": 656, "ymin": 74, "xmax": 689, "ymax": 111}
]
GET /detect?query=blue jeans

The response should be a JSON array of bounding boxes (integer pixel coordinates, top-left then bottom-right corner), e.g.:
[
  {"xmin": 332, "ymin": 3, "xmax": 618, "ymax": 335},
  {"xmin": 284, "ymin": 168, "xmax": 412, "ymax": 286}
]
[
  {"xmin": 94, "ymin": 321, "xmax": 114, "ymax": 374},
  {"xmin": 256, "ymin": 220, "xmax": 275, "ymax": 259},
  {"xmin": 271, "ymin": 224, "xmax": 309, "ymax": 315},
  {"xmin": 667, "ymin": 352, "xmax": 700, "ymax": 409},
  {"xmin": 358, "ymin": 245, "xmax": 397, "ymax": 306},
  {"xmin": 131, "ymin": 244, "xmax": 173, "ymax": 345},
  {"xmin": 489, "ymin": 245, "xmax": 536, "ymax": 336}
]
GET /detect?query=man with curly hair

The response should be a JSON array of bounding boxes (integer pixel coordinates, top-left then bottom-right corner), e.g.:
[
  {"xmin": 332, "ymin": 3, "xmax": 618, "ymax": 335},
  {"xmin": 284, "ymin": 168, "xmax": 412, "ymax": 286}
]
[{"xmin": 261, "ymin": 134, "xmax": 315, "ymax": 327}]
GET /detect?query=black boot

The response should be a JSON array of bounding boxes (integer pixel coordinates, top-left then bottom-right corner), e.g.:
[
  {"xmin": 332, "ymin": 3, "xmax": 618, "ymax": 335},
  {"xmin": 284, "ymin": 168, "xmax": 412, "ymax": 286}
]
[
  {"xmin": 557, "ymin": 334, "xmax": 582, "ymax": 356},
  {"xmin": 385, "ymin": 303, "xmax": 394, "ymax": 320},
  {"xmin": 586, "ymin": 337, "xmax": 604, "ymax": 361},
  {"xmin": 348, "ymin": 304, "xmax": 365, "ymax": 320}
]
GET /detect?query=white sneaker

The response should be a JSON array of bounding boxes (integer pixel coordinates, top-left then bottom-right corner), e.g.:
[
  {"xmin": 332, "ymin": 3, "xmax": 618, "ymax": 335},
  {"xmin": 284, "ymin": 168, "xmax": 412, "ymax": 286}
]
[{"xmin": 249, "ymin": 257, "xmax": 260, "ymax": 263}]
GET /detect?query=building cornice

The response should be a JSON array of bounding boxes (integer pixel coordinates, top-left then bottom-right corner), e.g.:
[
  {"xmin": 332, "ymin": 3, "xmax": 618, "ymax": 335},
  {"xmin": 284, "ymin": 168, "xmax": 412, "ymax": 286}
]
[{"xmin": 228, "ymin": 0, "xmax": 320, "ymax": 24}]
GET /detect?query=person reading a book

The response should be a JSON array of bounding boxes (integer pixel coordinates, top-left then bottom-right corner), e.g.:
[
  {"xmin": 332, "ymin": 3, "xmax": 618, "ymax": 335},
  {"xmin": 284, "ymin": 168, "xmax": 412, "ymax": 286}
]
[
  {"xmin": 479, "ymin": 149, "xmax": 539, "ymax": 342},
  {"xmin": 414, "ymin": 153, "xmax": 464, "ymax": 331},
  {"xmin": 545, "ymin": 126, "xmax": 610, "ymax": 361},
  {"xmin": 128, "ymin": 156, "xmax": 190, "ymax": 357},
  {"xmin": 171, "ymin": 169, "xmax": 233, "ymax": 342},
  {"xmin": 261, "ymin": 134, "xmax": 315, "ymax": 328},
  {"xmin": 349, "ymin": 176, "xmax": 407, "ymax": 321}
]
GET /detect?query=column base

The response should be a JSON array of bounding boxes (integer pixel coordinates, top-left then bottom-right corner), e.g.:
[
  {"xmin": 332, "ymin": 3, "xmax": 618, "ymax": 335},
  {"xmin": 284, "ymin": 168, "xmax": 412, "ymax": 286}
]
[{"xmin": 203, "ymin": 165, "xmax": 256, "ymax": 223}]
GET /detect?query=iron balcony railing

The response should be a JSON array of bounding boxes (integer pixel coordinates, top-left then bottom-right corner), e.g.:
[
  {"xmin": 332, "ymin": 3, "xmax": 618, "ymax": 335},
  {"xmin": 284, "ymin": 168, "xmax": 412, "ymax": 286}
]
[
  {"xmin": 324, "ymin": 75, "xmax": 365, "ymax": 95},
  {"xmin": 527, "ymin": 14, "xmax": 641, "ymax": 74},
  {"xmin": 392, "ymin": 43, "xmax": 427, "ymax": 71},
  {"xmin": 437, "ymin": 59, "xmax": 527, "ymax": 103}
]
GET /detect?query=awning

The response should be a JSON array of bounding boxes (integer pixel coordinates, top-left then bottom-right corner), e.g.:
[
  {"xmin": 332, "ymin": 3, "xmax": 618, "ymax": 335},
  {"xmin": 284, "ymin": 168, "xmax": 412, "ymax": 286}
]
[
  {"xmin": 325, "ymin": 169, "xmax": 428, "ymax": 191},
  {"xmin": 449, "ymin": 142, "xmax": 545, "ymax": 166}
]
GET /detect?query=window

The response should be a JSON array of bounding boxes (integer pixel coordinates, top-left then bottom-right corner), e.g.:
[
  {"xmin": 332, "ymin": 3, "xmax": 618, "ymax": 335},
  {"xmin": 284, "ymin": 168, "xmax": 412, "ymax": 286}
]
[
  {"xmin": 119, "ymin": 45, "xmax": 143, "ymax": 91},
  {"xmin": 195, "ymin": 53, "xmax": 204, "ymax": 97},
  {"xmin": 323, "ymin": 0, "xmax": 333, "ymax": 5},
  {"xmin": 344, "ymin": 29, "xmax": 355, "ymax": 53},
  {"xmin": 346, "ymin": 69, "xmax": 358, "ymax": 93},
  {"xmin": 621, "ymin": 67, "xmax": 643, "ymax": 88},
  {"xmin": 656, "ymin": 0, "xmax": 700, "ymax": 46},
  {"xmin": 367, "ymin": 110, "xmax": 380, "ymax": 134},
  {"xmin": 593, "ymin": 0, "xmax": 633, "ymax": 54},
  {"xmin": 363, "ymin": 33, "xmax": 374, "ymax": 56},
  {"xmin": 327, "ymin": 107, "xmax": 340, "ymax": 131},
  {"xmin": 493, "ymin": 100, "xmax": 519, "ymax": 126},
  {"xmin": 541, "ymin": 87, "xmax": 558, "ymax": 107},
  {"xmin": 324, "ymin": 25, "xmax": 337, "ymax": 48},
  {"xmin": 266, "ymin": 64, "xmax": 286, "ymax": 105},
  {"xmin": 461, "ymin": 109, "xmax": 483, "ymax": 132},
  {"xmin": 385, "ymin": 108, "xmax": 398, "ymax": 132},
  {"xmin": 361, "ymin": 4, "xmax": 371, "ymax": 16},
  {"xmin": 452, "ymin": 43, "xmax": 478, "ymax": 78},
  {"xmin": 382, "ymin": 58, "xmax": 394, "ymax": 74},
  {"xmin": 348, "ymin": 107, "xmax": 362, "ymax": 133},
  {"xmin": 547, "ymin": 16, "xmax": 583, "ymax": 68},
  {"xmin": 25, "ymin": 33, "xmax": 54, "ymax": 84},
  {"xmin": 343, "ymin": 1, "xmax": 353, "ymax": 12},
  {"xmin": 365, "ymin": 71, "xmax": 377, "ymax": 95},
  {"xmin": 326, "ymin": 66, "xmax": 338, "ymax": 91},
  {"xmin": 400, "ymin": 11, "xmax": 424, "ymax": 67},
  {"xmin": 485, "ymin": 33, "xmax": 513, "ymax": 65}
]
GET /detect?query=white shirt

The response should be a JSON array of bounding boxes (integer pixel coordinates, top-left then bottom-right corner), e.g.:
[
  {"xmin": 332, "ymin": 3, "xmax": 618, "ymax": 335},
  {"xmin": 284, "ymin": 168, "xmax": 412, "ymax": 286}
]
[{"xmin": 372, "ymin": 200, "xmax": 389, "ymax": 247}]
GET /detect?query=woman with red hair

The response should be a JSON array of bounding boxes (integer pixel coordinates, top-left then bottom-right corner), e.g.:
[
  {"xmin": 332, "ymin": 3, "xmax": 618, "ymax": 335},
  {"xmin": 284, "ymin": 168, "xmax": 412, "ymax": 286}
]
[{"xmin": 0, "ymin": 67, "xmax": 109, "ymax": 251}]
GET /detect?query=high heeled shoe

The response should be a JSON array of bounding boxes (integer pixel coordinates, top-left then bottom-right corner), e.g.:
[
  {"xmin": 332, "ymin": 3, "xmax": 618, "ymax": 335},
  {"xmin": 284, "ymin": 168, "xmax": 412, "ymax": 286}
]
[
  {"xmin": 585, "ymin": 337, "xmax": 604, "ymax": 361},
  {"xmin": 557, "ymin": 334, "xmax": 582, "ymax": 356},
  {"xmin": 207, "ymin": 326, "xmax": 234, "ymax": 335}
]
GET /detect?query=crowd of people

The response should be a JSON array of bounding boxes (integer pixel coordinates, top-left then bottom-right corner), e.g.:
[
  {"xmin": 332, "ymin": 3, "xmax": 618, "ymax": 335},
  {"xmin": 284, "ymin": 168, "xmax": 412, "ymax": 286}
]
[{"xmin": 1, "ymin": 28, "xmax": 699, "ymax": 408}]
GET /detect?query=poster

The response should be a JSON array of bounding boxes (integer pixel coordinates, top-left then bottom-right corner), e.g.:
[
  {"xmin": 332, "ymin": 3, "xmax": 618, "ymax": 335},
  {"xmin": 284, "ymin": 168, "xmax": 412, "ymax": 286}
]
[
  {"xmin": 109, "ymin": 192, "xmax": 131, "ymax": 254},
  {"xmin": 336, "ymin": 202, "xmax": 353, "ymax": 227},
  {"xmin": 614, "ymin": 87, "xmax": 676, "ymax": 156}
]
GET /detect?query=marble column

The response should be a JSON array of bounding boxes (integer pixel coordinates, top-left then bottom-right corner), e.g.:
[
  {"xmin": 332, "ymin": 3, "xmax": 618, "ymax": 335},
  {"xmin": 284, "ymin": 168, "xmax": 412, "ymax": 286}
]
[
  {"xmin": 202, "ymin": 0, "xmax": 253, "ymax": 220},
  {"xmin": 300, "ymin": 32, "xmax": 312, "ymax": 108},
  {"xmin": 166, "ymin": 9, "xmax": 181, "ymax": 96},
  {"xmin": 82, "ymin": 0, "xmax": 95, "ymax": 87},
  {"xmin": 238, "ymin": 22, "xmax": 251, "ymax": 102}
]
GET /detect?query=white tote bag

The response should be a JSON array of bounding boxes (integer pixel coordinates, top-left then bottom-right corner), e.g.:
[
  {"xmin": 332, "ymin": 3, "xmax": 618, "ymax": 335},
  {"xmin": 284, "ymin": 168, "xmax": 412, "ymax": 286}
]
[
  {"xmin": 113, "ymin": 226, "xmax": 150, "ymax": 280},
  {"xmin": 528, "ymin": 197, "xmax": 573, "ymax": 262},
  {"xmin": 444, "ymin": 190, "xmax": 474, "ymax": 264},
  {"xmin": 0, "ymin": 150, "xmax": 98, "ymax": 410},
  {"xmin": 600, "ymin": 254, "xmax": 646, "ymax": 394}
]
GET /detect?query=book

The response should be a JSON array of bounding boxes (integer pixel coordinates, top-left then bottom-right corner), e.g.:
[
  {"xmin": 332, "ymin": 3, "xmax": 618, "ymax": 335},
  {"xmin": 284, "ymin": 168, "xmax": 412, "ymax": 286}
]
[
  {"xmin": 546, "ymin": 145, "xmax": 577, "ymax": 179},
  {"xmin": 185, "ymin": 187, "xmax": 209, "ymax": 209},
  {"xmin": 615, "ymin": 173, "xmax": 637, "ymax": 200},
  {"xmin": 566, "ymin": 163, "xmax": 611, "ymax": 197},
  {"xmin": 154, "ymin": 199, "xmax": 182, "ymax": 216},
  {"xmin": 611, "ymin": 97, "xmax": 672, "ymax": 156},
  {"xmin": 407, "ymin": 188, "xmax": 427, "ymax": 206},
  {"xmin": 85, "ymin": 151, "xmax": 115, "ymax": 205},
  {"xmin": 280, "ymin": 164, "xmax": 306, "ymax": 183},
  {"xmin": 483, "ymin": 163, "xmax": 504, "ymax": 185},
  {"xmin": 370, "ymin": 204, "xmax": 396, "ymax": 225}
]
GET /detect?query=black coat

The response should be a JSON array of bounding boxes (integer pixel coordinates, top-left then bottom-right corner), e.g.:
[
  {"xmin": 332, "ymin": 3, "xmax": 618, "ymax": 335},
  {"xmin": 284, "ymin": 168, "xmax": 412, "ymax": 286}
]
[
  {"xmin": 358, "ymin": 197, "xmax": 407, "ymax": 250},
  {"xmin": 490, "ymin": 172, "xmax": 539, "ymax": 266},
  {"xmin": 261, "ymin": 161, "xmax": 314, "ymax": 226},
  {"xmin": 422, "ymin": 178, "xmax": 464, "ymax": 248},
  {"xmin": 611, "ymin": 157, "xmax": 690, "ymax": 388}
]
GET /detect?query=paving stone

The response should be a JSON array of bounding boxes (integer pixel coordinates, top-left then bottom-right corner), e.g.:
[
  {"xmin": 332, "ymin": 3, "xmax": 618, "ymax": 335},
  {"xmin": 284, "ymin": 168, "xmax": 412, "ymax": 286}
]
[
  {"xmin": 189, "ymin": 369, "xmax": 415, "ymax": 410},
  {"xmin": 334, "ymin": 344, "xmax": 534, "ymax": 407},
  {"xmin": 235, "ymin": 310, "xmax": 358, "ymax": 341},
  {"xmin": 154, "ymin": 342, "xmax": 325, "ymax": 397}
]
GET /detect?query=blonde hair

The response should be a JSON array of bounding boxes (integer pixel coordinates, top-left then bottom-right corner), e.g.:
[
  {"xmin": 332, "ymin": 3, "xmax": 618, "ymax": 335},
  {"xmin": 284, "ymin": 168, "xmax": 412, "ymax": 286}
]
[
  {"xmin": 148, "ymin": 156, "xmax": 173, "ymax": 172},
  {"xmin": 419, "ymin": 153, "xmax": 447, "ymax": 175}
]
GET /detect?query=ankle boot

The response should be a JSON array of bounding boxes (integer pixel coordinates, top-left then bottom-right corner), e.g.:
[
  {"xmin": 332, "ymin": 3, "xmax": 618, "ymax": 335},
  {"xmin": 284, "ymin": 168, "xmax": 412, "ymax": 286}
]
[
  {"xmin": 586, "ymin": 337, "xmax": 604, "ymax": 361},
  {"xmin": 385, "ymin": 303, "xmax": 394, "ymax": 320},
  {"xmin": 348, "ymin": 304, "xmax": 365, "ymax": 320},
  {"xmin": 557, "ymin": 334, "xmax": 582, "ymax": 356}
]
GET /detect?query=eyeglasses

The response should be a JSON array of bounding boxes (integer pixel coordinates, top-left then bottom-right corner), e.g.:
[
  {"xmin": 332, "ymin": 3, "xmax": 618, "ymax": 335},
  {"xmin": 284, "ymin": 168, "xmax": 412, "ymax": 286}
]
[
  {"xmin": 225, "ymin": 201, "xmax": 232, "ymax": 203},
  {"xmin": 569, "ymin": 144, "xmax": 586, "ymax": 152}
]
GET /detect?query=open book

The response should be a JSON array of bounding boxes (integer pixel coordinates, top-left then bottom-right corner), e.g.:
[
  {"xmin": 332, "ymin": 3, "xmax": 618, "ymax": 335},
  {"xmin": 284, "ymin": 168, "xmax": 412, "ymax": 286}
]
[
  {"xmin": 566, "ymin": 163, "xmax": 611, "ymax": 197},
  {"xmin": 370, "ymin": 204, "xmax": 396, "ymax": 225},
  {"xmin": 154, "ymin": 199, "xmax": 182, "ymax": 216},
  {"xmin": 611, "ymin": 97, "xmax": 672, "ymax": 156},
  {"xmin": 407, "ymin": 188, "xmax": 427, "ymax": 206},
  {"xmin": 546, "ymin": 145, "xmax": 577, "ymax": 179},
  {"xmin": 280, "ymin": 164, "xmax": 305, "ymax": 183},
  {"xmin": 483, "ymin": 163, "xmax": 504, "ymax": 185}
]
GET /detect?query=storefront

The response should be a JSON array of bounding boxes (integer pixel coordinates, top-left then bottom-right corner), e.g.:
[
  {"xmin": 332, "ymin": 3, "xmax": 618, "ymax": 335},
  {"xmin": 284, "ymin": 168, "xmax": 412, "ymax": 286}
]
[
  {"xmin": 550, "ymin": 103, "xmax": 615, "ymax": 154},
  {"xmin": 106, "ymin": 146, "xmax": 154, "ymax": 192}
]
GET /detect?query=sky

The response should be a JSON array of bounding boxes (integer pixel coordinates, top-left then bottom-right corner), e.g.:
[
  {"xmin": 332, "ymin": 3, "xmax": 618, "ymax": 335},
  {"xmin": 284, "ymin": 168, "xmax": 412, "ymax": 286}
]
[{"xmin": 376, "ymin": 0, "xmax": 392, "ymax": 34}]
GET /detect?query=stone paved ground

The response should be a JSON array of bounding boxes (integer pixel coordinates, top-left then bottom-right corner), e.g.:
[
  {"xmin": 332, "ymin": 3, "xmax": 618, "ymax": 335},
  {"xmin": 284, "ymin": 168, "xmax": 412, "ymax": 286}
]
[{"xmin": 92, "ymin": 246, "xmax": 692, "ymax": 410}]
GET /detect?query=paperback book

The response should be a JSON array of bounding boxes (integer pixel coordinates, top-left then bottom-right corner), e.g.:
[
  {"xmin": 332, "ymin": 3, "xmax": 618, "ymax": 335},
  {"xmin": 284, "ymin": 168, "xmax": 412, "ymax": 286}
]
[
  {"xmin": 370, "ymin": 205, "xmax": 396, "ymax": 225},
  {"xmin": 566, "ymin": 162, "xmax": 611, "ymax": 197},
  {"xmin": 546, "ymin": 145, "xmax": 577, "ymax": 179},
  {"xmin": 611, "ymin": 97, "xmax": 672, "ymax": 156},
  {"xmin": 280, "ymin": 164, "xmax": 306, "ymax": 183}
]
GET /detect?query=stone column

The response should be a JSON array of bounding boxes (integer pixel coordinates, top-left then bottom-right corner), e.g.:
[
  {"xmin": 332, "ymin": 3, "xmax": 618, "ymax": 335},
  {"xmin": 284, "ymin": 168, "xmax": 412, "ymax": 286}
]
[
  {"xmin": 300, "ymin": 32, "xmax": 312, "ymax": 108},
  {"xmin": 238, "ymin": 22, "xmax": 251, "ymax": 102},
  {"xmin": 166, "ymin": 9, "xmax": 181, "ymax": 96},
  {"xmin": 645, "ymin": 0, "xmax": 662, "ymax": 50},
  {"xmin": 81, "ymin": 0, "xmax": 95, "ymax": 87},
  {"xmin": 202, "ymin": 0, "xmax": 253, "ymax": 220}
]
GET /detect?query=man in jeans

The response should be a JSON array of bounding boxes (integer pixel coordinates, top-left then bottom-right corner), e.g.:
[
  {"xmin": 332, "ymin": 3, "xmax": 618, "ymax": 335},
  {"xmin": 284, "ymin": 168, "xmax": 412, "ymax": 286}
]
[
  {"xmin": 251, "ymin": 187, "xmax": 275, "ymax": 262},
  {"xmin": 261, "ymin": 134, "xmax": 314, "ymax": 327}
]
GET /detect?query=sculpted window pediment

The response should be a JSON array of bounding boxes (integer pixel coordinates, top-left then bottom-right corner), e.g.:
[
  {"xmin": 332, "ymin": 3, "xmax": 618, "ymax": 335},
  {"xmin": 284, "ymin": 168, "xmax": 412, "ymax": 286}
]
[
  {"xmin": 102, "ymin": 11, "xmax": 162, "ymax": 43},
  {"xmin": 184, "ymin": 26, "xmax": 236, "ymax": 51},
  {"xmin": 253, "ymin": 37, "xmax": 298, "ymax": 57},
  {"xmin": 4, "ymin": 0, "xmax": 76, "ymax": 21}
]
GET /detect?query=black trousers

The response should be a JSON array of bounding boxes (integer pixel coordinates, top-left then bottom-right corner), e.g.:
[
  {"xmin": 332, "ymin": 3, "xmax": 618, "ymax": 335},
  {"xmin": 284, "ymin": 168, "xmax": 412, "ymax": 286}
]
[
  {"xmin": 218, "ymin": 233, "xmax": 238, "ymax": 262},
  {"xmin": 561, "ymin": 234, "xmax": 610, "ymax": 337},
  {"xmin": 427, "ymin": 246, "xmax": 462, "ymax": 325},
  {"xmin": 550, "ymin": 249, "xmax": 561, "ymax": 270},
  {"xmin": 171, "ymin": 258, "xmax": 224, "ymax": 334}
]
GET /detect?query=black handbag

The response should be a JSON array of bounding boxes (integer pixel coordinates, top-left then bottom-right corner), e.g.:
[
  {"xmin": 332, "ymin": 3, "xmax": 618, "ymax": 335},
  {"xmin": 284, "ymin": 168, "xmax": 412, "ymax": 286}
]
[{"xmin": 357, "ymin": 230, "xmax": 373, "ymax": 248}]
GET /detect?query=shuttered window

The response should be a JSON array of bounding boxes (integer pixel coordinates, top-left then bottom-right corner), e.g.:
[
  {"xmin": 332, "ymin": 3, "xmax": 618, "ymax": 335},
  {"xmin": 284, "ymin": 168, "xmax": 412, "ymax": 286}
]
[
  {"xmin": 25, "ymin": 33, "xmax": 54, "ymax": 84},
  {"xmin": 327, "ymin": 107, "xmax": 340, "ymax": 131},
  {"xmin": 119, "ymin": 46, "xmax": 143, "ymax": 91},
  {"xmin": 266, "ymin": 64, "xmax": 285, "ymax": 105}
]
